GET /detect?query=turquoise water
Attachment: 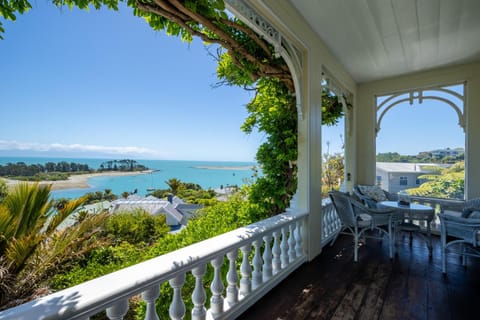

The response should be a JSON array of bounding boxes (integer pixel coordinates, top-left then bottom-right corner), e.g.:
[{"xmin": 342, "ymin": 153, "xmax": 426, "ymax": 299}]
[{"xmin": 0, "ymin": 157, "xmax": 258, "ymax": 199}]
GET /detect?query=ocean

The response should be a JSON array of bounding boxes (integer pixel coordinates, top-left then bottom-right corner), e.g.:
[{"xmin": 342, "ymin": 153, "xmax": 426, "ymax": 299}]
[{"xmin": 0, "ymin": 157, "xmax": 258, "ymax": 199}]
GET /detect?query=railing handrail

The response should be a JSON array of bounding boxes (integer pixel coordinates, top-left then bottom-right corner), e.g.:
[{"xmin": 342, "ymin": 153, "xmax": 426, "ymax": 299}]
[{"xmin": 0, "ymin": 210, "xmax": 308, "ymax": 320}]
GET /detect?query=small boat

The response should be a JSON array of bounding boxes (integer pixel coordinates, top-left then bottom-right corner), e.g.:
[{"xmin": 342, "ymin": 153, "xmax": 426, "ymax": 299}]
[{"xmin": 146, "ymin": 187, "xmax": 155, "ymax": 192}]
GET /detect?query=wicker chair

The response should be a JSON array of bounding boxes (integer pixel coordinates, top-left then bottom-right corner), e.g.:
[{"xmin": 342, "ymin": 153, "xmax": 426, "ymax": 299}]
[
  {"xmin": 353, "ymin": 185, "xmax": 398, "ymax": 209},
  {"xmin": 328, "ymin": 190, "xmax": 396, "ymax": 262},
  {"xmin": 439, "ymin": 197, "xmax": 480, "ymax": 274}
]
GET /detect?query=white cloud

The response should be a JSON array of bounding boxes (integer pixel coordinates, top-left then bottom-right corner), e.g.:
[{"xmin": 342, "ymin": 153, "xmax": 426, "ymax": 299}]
[{"xmin": 0, "ymin": 140, "xmax": 162, "ymax": 157}]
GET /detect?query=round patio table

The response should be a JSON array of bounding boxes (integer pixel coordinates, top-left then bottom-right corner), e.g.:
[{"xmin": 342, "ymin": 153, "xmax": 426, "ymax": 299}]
[{"xmin": 378, "ymin": 201, "xmax": 435, "ymax": 256}]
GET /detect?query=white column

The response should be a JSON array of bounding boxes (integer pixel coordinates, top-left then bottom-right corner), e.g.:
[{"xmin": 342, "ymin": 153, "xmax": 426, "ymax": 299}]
[
  {"xmin": 191, "ymin": 264, "xmax": 207, "ymax": 320},
  {"xmin": 262, "ymin": 234, "xmax": 273, "ymax": 281},
  {"xmin": 106, "ymin": 299, "xmax": 129, "ymax": 320},
  {"xmin": 169, "ymin": 274, "xmax": 186, "ymax": 320},
  {"xmin": 142, "ymin": 284, "xmax": 160, "ymax": 320},
  {"xmin": 226, "ymin": 250, "xmax": 239, "ymax": 306},
  {"xmin": 251, "ymin": 239, "xmax": 263, "ymax": 290},
  {"xmin": 239, "ymin": 244, "xmax": 252, "ymax": 297},
  {"xmin": 272, "ymin": 230, "xmax": 282, "ymax": 274},
  {"xmin": 210, "ymin": 256, "xmax": 225, "ymax": 316}
]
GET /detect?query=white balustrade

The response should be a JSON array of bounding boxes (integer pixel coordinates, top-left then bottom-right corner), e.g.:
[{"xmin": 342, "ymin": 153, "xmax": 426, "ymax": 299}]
[
  {"xmin": 191, "ymin": 265, "xmax": 207, "ymax": 320},
  {"xmin": 106, "ymin": 299, "xmax": 129, "ymax": 320},
  {"xmin": 210, "ymin": 256, "xmax": 225, "ymax": 316},
  {"xmin": 251, "ymin": 239, "xmax": 263, "ymax": 290},
  {"xmin": 0, "ymin": 211, "xmax": 307, "ymax": 320},
  {"xmin": 239, "ymin": 243, "xmax": 252, "ymax": 297},
  {"xmin": 288, "ymin": 224, "xmax": 297, "ymax": 262},
  {"xmin": 169, "ymin": 274, "xmax": 186, "ymax": 320},
  {"xmin": 262, "ymin": 234, "xmax": 273, "ymax": 281},
  {"xmin": 280, "ymin": 226, "xmax": 289, "ymax": 268},
  {"xmin": 142, "ymin": 284, "xmax": 161, "ymax": 320},
  {"xmin": 226, "ymin": 250, "xmax": 239, "ymax": 306},
  {"xmin": 272, "ymin": 230, "xmax": 281, "ymax": 274}
]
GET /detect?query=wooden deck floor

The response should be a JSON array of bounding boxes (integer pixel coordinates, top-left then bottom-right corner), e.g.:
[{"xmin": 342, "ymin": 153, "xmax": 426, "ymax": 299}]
[{"xmin": 238, "ymin": 233, "xmax": 480, "ymax": 320}]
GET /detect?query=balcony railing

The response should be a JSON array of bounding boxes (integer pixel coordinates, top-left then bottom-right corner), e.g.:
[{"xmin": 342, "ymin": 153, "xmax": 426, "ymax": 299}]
[{"xmin": 1, "ymin": 209, "xmax": 311, "ymax": 320}]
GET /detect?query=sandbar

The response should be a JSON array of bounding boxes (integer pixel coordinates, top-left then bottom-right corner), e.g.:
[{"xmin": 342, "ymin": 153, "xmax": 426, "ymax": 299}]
[{"xmin": 3, "ymin": 170, "xmax": 152, "ymax": 191}]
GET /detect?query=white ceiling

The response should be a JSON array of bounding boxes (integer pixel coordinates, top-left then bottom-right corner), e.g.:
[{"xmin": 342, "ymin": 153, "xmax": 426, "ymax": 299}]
[{"xmin": 290, "ymin": 0, "xmax": 480, "ymax": 83}]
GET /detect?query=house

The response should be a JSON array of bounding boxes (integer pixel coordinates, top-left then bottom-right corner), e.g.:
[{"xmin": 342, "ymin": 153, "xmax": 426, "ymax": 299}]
[
  {"xmin": 110, "ymin": 195, "xmax": 201, "ymax": 229},
  {"xmin": 4, "ymin": 1, "xmax": 480, "ymax": 319},
  {"xmin": 430, "ymin": 148, "xmax": 464, "ymax": 159},
  {"xmin": 375, "ymin": 162, "xmax": 449, "ymax": 194}
]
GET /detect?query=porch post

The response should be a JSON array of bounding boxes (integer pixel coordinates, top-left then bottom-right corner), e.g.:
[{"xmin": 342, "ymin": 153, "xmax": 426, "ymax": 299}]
[
  {"xmin": 297, "ymin": 57, "xmax": 324, "ymax": 261},
  {"xmin": 354, "ymin": 85, "xmax": 377, "ymax": 185},
  {"xmin": 465, "ymin": 71, "xmax": 480, "ymax": 199}
]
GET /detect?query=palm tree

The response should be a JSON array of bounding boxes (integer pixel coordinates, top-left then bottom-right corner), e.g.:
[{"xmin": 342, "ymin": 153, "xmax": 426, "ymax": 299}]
[
  {"xmin": 165, "ymin": 178, "xmax": 184, "ymax": 195},
  {"xmin": 0, "ymin": 182, "xmax": 108, "ymax": 309}
]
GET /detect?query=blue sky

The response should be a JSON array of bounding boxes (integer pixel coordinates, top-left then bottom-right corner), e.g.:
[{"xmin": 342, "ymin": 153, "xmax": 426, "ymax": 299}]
[
  {"xmin": 0, "ymin": 2, "xmax": 262, "ymax": 161},
  {"xmin": 0, "ymin": 2, "xmax": 465, "ymax": 161}
]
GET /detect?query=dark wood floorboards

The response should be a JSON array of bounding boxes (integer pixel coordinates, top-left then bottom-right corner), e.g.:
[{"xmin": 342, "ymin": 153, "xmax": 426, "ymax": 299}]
[{"xmin": 237, "ymin": 233, "xmax": 480, "ymax": 320}]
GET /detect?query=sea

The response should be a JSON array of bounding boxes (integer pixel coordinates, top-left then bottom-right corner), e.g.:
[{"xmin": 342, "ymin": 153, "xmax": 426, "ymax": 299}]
[{"xmin": 0, "ymin": 157, "xmax": 259, "ymax": 199}]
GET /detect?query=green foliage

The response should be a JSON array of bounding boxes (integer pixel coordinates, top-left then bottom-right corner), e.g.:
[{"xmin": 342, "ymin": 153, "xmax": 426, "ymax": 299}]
[
  {"xmin": 104, "ymin": 209, "xmax": 170, "ymax": 245},
  {"xmin": 322, "ymin": 152, "xmax": 344, "ymax": 197},
  {"xmin": 407, "ymin": 161, "xmax": 465, "ymax": 199},
  {"xmin": 0, "ymin": 179, "xmax": 7, "ymax": 200},
  {"xmin": 0, "ymin": 183, "xmax": 108, "ymax": 309},
  {"xmin": 50, "ymin": 241, "xmax": 143, "ymax": 290},
  {"xmin": 238, "ymin": 77, "xmax": 298, "ymax": 215}
]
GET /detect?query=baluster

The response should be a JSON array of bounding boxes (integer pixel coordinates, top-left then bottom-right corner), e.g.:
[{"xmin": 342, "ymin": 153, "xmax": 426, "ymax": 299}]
[
  {"xmin": 142, "ymin": 284, "xmax": 160, "ymax": 320},
  {"xmin": 106, "ymin": 299, "xmax": 129, "ymax": 320},
  {"xmin": 296, "ymin": 220, "xmax": 303, "ymax": 257},
  {"xmin": 226, "ymin": 250, "xmax": 239, "ymax": 306},
  {"xmin": 191, "ymin": 264, "xmax": 207, "ymax": 320},
  {"xmin": 262, "ymin": 234, "xmax": 273, "ymax": 281},
  {"xmin": 288, "ymin": 223, "xmax": 297, "ymax": 262},
  {"xmin": 169, "ymin": 274, "xmax": 186, "ymax": 320},
  {"xmin": 280, "ymin": 226, "xmax": 289, "ymax": 268},
  {"xmin": 210, "ymin": 256, "xmax": 224, "ymax": 316},
  {"xmin": 239, "ymin": 243, "xmax": 252, "ymax": 297},
  {"xmin": 252, "ymin": 239, "xmax": 263, "ymax": 290},
  {"xmin": 272, "ymin": 230, "xmax": 281, "ymax": 274}
]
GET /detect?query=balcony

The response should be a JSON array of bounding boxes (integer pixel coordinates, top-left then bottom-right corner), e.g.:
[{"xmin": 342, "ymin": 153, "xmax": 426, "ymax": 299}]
[
  {"xmin": 239, "ymin": 232, "xmax": 480, "ymax": 320},
  {"xmin": 2, "ymin": 197, "xmax": 478, "ymax": 320}
]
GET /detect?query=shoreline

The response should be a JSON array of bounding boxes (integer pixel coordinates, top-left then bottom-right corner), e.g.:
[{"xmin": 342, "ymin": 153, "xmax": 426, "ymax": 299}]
[{"xmin": 3, "ymin": 170, "xmax": 152, "ymax": 191}]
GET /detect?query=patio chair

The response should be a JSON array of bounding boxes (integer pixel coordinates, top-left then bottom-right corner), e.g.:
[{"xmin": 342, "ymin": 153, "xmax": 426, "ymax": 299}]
[
  {"xmin": 439, "ymin": 197, "xmax": 480, "ymax": 274},
  {"xmin": 353, "ymin": 184, "xmax": 398, "ymax": 209},
  {"xmin": 328, "ymin": 190, "xmax": 396, "ymax": 262}
]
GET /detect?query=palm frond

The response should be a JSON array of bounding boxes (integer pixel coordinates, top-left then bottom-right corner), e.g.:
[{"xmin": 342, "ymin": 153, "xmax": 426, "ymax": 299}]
[{"xmin": 45, "ymin": 196, "xmax": 88, "ymax": 235}]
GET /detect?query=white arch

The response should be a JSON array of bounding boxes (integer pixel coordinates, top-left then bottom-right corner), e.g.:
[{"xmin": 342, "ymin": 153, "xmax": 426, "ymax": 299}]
[
  {"xmin": 225, "ymin": 0, "xmax": 304, "ymax": 120},
  {"xmin": 376, "ymin": 85, "xmax": 465, "ymax": 135}
]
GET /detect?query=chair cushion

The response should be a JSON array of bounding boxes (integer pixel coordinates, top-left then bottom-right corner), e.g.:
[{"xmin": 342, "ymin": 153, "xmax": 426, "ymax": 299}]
[
  {"xmin": 443, "ymin": 209, "xmax": 462, "ymax": 218},
  {"xmin": 357, "ymin": 213, "xmax": 372, "ymax": 227},
  {"xmin": 467, "ymin": 210, "xmax": 480, "ymax": 219},
  {"xmin": 357, "ymin": 185, "xmax": 387, "ymax": 202}
]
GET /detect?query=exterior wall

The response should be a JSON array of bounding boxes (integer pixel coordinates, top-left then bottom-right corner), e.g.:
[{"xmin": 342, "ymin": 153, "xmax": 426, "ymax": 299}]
[
  {"xmin": 356, "ymin": 62, "xmax": 480, "ymax": 199},
  {"xmin": 386, "ymin": 173, "xmax": 422, "ymax": 194},
  {"xmin": 250, "ymin": 0, "xmax": 357, "ymax": 260}
]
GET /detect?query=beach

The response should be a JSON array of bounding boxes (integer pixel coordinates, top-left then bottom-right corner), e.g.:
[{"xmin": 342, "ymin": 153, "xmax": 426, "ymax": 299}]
[{"xmin": 3, "ymin": 170, "xmax": 152, "ymax": 191}]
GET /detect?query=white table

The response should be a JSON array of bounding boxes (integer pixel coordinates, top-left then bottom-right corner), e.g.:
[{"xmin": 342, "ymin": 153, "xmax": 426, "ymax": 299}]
[{"xmin": 378, "ymin": 201, "xmax": 435, "ymax": 256}]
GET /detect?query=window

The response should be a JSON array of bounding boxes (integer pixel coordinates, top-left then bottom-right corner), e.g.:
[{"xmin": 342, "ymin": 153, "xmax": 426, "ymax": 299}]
[
  {"xmin": 416, "ymin": 178, "xmax": 421, "ymax": 185},
  {"xmin": 400, "ymin": 176, "xmax": 408, "ymax": 186}
]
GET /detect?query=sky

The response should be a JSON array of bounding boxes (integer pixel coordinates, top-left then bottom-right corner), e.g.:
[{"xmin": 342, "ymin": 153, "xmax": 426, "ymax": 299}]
[{"xmin": 0, "ymin": 2, "xmax": 465, "ymax": 162}]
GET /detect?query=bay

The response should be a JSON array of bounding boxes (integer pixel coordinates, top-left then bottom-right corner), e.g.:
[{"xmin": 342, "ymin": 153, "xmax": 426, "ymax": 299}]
[{"xmin": 0, "ymin": 157, "xmax": 258, "ymax": 199}]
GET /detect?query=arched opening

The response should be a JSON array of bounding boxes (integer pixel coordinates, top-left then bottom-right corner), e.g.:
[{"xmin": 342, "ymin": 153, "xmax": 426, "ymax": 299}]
[{"xmin": 375, "ymin": 83, "xmax": 465, "ymax": 200}]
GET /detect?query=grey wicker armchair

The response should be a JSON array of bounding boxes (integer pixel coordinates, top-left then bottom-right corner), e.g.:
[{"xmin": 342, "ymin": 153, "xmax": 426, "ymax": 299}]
[
  {"xmin": 353, "ymin": 185, "xmax": 398, "ymax": 209},
  {"xmin": 328, "ymin": 190, "xmax": 396, "ymax": 262},
  {"xmin": 439, "ymin": 197, "xmax": 480, "ymax": 274}
]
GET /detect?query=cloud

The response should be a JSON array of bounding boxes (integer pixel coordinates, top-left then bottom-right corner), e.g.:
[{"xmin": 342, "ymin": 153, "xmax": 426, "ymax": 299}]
[{"xmin": 0, "ymin": 140, "xmax": 162, "ymax": 157}]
